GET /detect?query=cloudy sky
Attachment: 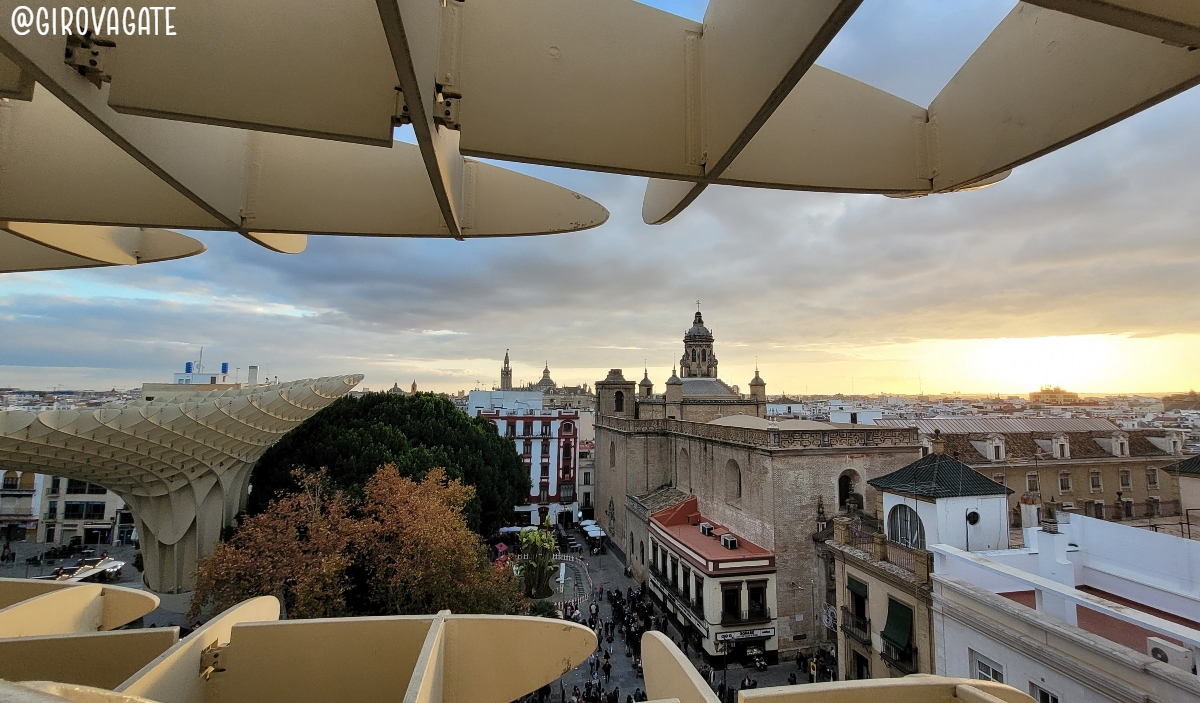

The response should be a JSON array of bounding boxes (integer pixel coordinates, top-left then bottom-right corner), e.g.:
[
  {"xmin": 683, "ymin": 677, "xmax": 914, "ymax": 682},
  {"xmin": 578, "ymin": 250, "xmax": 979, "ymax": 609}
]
[{"xmin": 3, "ymin": 0, "xmax": 1198, "ymax": 396}]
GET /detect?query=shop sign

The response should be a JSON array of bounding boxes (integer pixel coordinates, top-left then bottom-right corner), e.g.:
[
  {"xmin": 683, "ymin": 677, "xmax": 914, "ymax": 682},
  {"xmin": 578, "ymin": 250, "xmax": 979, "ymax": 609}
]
[{"xmin": 715, "ymin": 627, "xmax": 775, "ymax": 642}]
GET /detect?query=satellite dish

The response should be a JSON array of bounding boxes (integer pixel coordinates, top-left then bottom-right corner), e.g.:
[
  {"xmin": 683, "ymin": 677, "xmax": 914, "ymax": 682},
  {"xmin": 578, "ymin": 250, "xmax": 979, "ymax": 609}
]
[{"xmin": 966, "ymin": 510, "xmax": 980, "ymax": 526}]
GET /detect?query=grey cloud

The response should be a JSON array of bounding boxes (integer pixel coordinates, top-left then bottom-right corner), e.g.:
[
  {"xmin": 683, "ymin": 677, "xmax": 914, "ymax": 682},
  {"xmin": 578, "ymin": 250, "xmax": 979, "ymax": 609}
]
[{"xmin": 2, "ymin": 1, "xmax": 1198, "ymax": 391}]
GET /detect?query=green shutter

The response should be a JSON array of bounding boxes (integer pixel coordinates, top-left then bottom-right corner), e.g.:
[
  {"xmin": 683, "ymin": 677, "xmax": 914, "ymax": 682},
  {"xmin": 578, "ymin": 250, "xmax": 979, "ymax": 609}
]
[
  {"xmin": 846, "ymin": 577, "xmax": 867, "ymax": 598},
  {"xmin": 881, "ymin": 599, "xmax": 913, "ymax": 648}
]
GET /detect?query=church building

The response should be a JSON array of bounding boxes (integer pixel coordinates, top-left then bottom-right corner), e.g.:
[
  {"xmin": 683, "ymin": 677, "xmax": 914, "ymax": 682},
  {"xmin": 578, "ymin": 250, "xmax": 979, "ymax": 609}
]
[
  {"xmin": 596, "ymin": 311, "xmax": 766, "ymax": 423},
  {"xmin": 595, "ymin": 309, "xmax": 922, "ymax": 660}
]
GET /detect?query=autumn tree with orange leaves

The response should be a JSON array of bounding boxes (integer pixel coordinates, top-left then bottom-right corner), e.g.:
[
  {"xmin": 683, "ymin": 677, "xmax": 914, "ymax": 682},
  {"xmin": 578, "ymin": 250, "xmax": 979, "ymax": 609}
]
[{"xmin": 189, "ymin": 466, "xmax": 524, "ymax": 620}]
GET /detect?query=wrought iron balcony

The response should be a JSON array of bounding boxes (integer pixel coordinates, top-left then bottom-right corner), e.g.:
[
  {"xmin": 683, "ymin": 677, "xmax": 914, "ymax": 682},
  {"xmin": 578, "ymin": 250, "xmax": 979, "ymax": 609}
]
[
  {"xmin": 840, "ymin": 606, "xmax": 871, "ymax": 646},
  {"xmin": 881, "ymin": 639, "xmax": 917, "ymax": 674}
]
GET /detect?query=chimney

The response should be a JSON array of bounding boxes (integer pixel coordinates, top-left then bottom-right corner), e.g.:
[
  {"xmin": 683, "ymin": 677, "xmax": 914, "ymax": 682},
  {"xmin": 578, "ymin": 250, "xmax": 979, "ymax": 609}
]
[
  {"xmin": 247, "ymin": 365, "xmax": 259, "ymax": 388},
  {"xmin": 931, "ymin": 428, "xmax": 946, "ymax": 455}
]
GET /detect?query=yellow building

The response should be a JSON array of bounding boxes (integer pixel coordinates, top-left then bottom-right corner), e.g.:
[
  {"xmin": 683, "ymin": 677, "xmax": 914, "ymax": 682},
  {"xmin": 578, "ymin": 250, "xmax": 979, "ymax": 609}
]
[{"xmin": 1027, "ymin": 387, "xmax": 1080, "ymax": 405}]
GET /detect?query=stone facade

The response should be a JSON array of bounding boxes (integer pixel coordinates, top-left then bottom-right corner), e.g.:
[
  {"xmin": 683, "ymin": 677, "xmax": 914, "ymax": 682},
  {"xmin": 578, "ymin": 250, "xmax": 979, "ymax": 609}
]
[
  {"xmin": 828, "ymin": 530, "xmax": 935, "ymax": 680},
  {"xmin": 595, "ymin": 311, "xmax": 922, "ymax": 654}
]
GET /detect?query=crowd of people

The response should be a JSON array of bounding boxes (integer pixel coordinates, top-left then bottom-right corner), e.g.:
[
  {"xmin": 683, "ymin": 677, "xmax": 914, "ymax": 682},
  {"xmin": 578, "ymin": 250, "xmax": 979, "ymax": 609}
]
[
  {"xmin": 554, "ymin": 583, "xmax": 679, "ymax": 703},
  {"xmin": 522, "ymin": 557, "xmax": 840, "ymax": 703}
]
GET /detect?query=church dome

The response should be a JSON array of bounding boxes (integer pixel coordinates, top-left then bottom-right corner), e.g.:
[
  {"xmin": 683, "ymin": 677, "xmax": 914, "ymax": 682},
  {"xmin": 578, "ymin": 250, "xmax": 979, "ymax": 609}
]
[
  {"xmin": 684, "ymin": 311, "xmax": 712, "ymax": 340},
  {"xmin": 534, "ymin": 362, "xmax": 556, "ymax": 391},
  {"xmin": 666, "ymin": 368, "xmax": 682, "ymax": 385},
  {"xmin": 639, "ymin": 369, "xmax": 654, "ymax": 389}
]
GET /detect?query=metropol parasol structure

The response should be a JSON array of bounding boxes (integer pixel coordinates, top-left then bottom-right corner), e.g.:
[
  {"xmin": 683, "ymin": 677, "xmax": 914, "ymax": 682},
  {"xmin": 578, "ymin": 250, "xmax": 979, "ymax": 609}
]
[
  {"xmin": 0, "ymin": 2, "xmax": 1196, "ymax": 701},
  {"xmin": 0, "ymin": 0, "xmax": 1196, "ymax": 271},
  {"xmin": 0, "ymin": 0, "xmax": 1192, "ymax": 585}
]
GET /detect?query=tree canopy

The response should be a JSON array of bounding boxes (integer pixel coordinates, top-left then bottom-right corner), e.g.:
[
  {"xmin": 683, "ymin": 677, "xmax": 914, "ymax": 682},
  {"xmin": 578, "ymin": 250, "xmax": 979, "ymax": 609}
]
[
  {"xmin": 246, "ymin": 392, "xmax": 529, "ymax": 535},
  {"xmin": 190, "ymin": 467, "xmax": 525, "ymax": 619}
]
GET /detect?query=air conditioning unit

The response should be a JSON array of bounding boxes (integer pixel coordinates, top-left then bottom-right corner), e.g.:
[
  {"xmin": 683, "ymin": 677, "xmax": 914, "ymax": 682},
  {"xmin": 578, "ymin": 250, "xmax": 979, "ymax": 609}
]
[
  {"xmin": 699, "ymin": 523, "xmax": 713, "ymax": 536},
  {"xmin": 721, "ymin": 534, "xmax": 739, "ymax": 550},
  {"xmin": 1147, "ymin": 637, "xmax": 1194, "ymax": 672}
]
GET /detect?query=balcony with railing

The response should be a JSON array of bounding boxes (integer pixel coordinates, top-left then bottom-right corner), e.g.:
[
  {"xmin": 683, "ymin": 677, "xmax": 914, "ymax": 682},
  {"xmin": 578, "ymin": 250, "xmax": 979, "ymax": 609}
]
[
  {"xmin": 880, "ymin": 639, "xmax": 917, "ymax": 674},
  {"xmin": 840, "ymin": 606, "xmax": 871, "ymax": 645},
  {"xmin": 720, "ymin": 606, "xmax": 773, "ymax": 626},
  {"xmin": 830, "ymin": 516, "xmax": 933, "ymax": 584},
  {"xmin": 649, "ymin": 569, "xmax": 707, "ymax": 624}
]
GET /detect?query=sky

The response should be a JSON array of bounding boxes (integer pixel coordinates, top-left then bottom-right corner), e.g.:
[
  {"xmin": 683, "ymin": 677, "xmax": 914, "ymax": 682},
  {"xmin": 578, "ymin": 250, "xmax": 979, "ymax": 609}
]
[{"xmin": 2, "ymin": 1, "xmax": 1199, "ymax": 397}]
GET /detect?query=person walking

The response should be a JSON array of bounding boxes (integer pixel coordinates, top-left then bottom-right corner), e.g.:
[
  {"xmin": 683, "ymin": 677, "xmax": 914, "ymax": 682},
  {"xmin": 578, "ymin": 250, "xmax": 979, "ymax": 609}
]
[{"xmin": 602, "ymin": 660, "xmax": 612, "ymax": 684}]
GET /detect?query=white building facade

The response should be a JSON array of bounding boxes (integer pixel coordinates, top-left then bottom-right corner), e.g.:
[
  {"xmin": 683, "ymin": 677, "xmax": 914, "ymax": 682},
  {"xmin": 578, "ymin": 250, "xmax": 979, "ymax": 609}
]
[
  {"xmin": 932, "ymin": 514, "xmax": 1200, "ymax": 703},
  {"xmin": 465, "ymin": 390, "xmax": 543, "ymax": 418},
  {"xmin": 647, "ymin": 497, "xmax": 779, "ymax": 662},
  {"xmin": 479, "ymin": 406, "xmax": 580, "ymax": 527},
  {"xmin": 37, "ymin": 476, "xmax": 132, "ymax": 546}
]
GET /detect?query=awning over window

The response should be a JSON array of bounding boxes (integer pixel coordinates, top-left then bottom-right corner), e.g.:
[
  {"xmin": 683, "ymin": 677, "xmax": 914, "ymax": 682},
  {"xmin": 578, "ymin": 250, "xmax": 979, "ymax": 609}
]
[
  {"xmin": 846, "ymin": 577, "xmax": 867, "ymax": 599},
  {"xmin": 881, "ymin": 599, "xmax": 913, "ymax": 649}
]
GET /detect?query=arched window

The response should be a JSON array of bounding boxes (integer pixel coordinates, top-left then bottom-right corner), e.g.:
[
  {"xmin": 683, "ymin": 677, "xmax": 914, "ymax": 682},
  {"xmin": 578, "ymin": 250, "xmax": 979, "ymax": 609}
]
[
  {"xmin": 691, "ymin": 348, "xmax": 697, "ymax": 362},
  {"xmin": 838, "ymin": 474, "xmax": 852, "ymax": 508},
  {"xmin": 838, "ymin": 470, "xmax": 862, "ymax": 509},
  {"xmin": 562, "ymin": 421, "xmax": 574, "ymax": 434},
  {"xmin": 640, "ymin": 540, "xmax": 645, "ymax": 564},
  {"xmin": 887, "ymin": 504, "xmax": 926, "ymax": 549},
  {"xmin": 609, "ymin": 441, "xmax": 616, "ymax": 468},
  {"xmin": 614, "ymin": 391, "xmax": 624, "ymax": 413},
  {"xmin": 725, "ymin": 459, "xmax": 742, "ymax": 502},
  {"xmin": 701, "ymin": 348, "xmax": 706, "ymax": 361}
]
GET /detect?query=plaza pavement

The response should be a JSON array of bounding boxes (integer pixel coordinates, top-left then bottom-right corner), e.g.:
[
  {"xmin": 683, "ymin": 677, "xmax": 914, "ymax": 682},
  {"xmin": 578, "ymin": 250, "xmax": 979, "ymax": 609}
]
[{"xmin": 547, "ymin": 549, "xmax": 807, "ymax": 703}]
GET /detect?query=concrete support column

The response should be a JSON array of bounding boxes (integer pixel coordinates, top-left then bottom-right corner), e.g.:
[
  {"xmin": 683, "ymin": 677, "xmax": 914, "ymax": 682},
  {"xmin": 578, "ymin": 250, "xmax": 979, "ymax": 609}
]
[{"xmin": 121, "ymin": 464, "xmax": 249, "ymax": 594}]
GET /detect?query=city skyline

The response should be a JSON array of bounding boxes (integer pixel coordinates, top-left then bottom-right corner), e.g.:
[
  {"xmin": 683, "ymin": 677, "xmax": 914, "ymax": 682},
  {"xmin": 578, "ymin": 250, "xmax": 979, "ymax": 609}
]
[{"xmin": 3, "ymin": 1, "xmax": 1198, "ymax": 397}]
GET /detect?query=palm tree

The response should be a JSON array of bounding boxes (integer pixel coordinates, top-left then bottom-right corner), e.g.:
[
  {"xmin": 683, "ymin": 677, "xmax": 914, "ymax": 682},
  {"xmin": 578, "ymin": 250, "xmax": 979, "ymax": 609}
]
[{"xmin": 519, "ymin": 528, "xmax": 557, "ymax": 599}]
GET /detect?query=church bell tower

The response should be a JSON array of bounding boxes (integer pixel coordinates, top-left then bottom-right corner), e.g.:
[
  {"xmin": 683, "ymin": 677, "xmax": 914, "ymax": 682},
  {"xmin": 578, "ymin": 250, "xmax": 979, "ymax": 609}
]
[
  {"xmin": 680, "ymin": 309, "xmax": 717, "ymax": 378},
  {"xmin": 500, "ymin": 350, "xmax": 513, "ymax": 390}
]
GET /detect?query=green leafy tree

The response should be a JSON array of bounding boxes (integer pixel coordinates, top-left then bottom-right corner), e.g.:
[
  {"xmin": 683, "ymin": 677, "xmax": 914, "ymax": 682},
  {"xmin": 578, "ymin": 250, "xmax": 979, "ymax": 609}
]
[{"xmin": 246, "ymin": 392, "xmax": 529, "ymax": 535}]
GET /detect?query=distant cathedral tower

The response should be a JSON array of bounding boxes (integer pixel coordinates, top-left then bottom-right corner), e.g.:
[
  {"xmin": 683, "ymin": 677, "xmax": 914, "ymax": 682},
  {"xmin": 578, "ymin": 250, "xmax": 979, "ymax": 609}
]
[
  {"xmin": 680, "ymin": 310, "xmax": 717, "ymax": 378},
  {"xmin": 500, "ymin": 350, "xmax": 513, "ymax": 390}
]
